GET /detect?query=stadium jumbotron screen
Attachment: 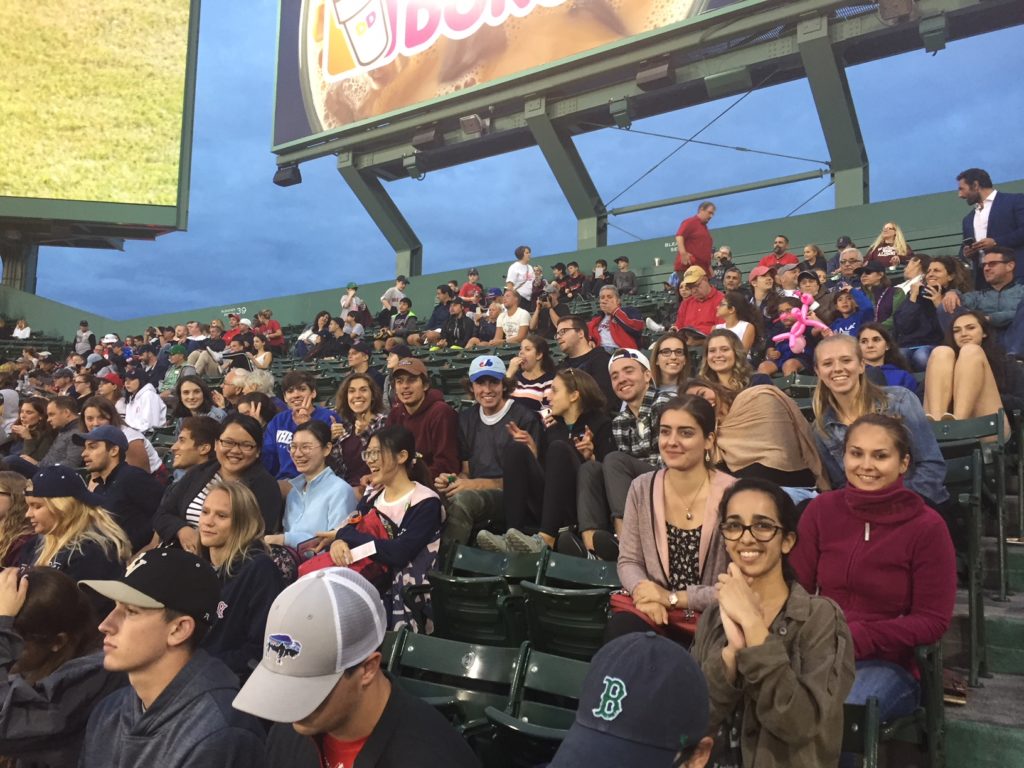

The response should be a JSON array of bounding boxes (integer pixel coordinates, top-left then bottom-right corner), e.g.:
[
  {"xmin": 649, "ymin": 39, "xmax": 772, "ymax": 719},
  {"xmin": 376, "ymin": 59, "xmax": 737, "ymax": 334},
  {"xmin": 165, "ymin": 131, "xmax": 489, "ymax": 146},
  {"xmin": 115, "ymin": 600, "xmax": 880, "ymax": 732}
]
[
  {"xmin": 274, "ymin": 0, "xmax": 749, "ymax": 148},
  {"xmin": 0, "ymin": 0, "xmax": 198, "ymax": 226}
]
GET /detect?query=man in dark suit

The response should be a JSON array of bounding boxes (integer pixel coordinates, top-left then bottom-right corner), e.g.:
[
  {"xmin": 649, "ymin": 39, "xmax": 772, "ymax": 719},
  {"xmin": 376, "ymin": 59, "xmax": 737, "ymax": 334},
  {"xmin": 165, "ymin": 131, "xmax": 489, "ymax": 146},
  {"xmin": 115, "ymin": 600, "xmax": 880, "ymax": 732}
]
[{"xmin": 959, "ymin": 167, "xmax": 1024, "ymax": 286}]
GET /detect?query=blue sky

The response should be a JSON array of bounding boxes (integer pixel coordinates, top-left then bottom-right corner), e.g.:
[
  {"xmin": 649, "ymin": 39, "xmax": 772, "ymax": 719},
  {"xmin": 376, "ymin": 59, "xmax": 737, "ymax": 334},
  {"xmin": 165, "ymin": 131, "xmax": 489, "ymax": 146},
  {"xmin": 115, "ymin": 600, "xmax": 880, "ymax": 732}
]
[{"xmin": 36, "ymin": 3, "xmax": 1024, "ymax": 319}]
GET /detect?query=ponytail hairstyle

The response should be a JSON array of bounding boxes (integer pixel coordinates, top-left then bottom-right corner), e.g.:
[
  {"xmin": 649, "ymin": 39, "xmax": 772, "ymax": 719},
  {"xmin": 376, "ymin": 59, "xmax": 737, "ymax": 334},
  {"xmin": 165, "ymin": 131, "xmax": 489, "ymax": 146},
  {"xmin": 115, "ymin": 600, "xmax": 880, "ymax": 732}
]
[{"xmin": 370, "ymin": 426, "xmax": 430, "ymax": 486}]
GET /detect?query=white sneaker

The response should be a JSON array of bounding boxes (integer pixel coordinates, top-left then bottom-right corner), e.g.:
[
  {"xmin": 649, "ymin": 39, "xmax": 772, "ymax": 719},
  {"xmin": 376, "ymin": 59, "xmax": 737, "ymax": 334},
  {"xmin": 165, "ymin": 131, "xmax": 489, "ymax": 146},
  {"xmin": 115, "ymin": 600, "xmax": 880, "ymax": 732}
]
[{"xmin": 646, "ymin": 317, "xmax": 665, "ymax": 333}]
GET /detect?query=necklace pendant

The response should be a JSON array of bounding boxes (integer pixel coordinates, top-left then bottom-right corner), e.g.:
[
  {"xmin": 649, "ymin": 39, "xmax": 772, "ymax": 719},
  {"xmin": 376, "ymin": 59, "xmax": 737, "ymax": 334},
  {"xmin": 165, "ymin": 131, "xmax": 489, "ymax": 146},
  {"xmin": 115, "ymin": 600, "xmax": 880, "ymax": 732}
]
[{"xmin": 685, "ymin": 511, "xmax": 693, "ymax": 520}]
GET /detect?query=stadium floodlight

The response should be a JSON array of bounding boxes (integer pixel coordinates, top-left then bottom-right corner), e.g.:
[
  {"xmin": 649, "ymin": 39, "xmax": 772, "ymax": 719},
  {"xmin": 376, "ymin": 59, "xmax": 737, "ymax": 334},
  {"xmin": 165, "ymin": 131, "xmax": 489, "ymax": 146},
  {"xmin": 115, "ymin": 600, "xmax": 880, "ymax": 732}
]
[
  {"xmin": 636, "ymin": 62, "xmax": 675, "ymax": 92},
  {"xmin": 878, "ymin": 0, "xmax": 918, "ymax": 25},
  {"xmin": 609, "ymin": 98, "xmax": 633, "ymax": 129},
  {"xmin": 459, "ymin": 114, "xmax": 489, "ymax": 137},
  {"xmin": 402, "ymin": 154, "xmax": 426, "ymax": 181},
  {"xmin": 273, "ymin": 163, "xmax": 302, "ymax": 187},
  {"xmin": 411, "ymin": 127, "xmax": 442, "ymax": 150}
]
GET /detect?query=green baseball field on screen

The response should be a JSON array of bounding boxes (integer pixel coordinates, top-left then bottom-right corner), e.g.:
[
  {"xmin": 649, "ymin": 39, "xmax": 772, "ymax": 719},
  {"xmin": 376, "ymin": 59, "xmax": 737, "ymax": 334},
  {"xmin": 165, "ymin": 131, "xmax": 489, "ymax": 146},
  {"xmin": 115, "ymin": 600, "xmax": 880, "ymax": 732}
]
[{"xmin": 0, "ymin": 0, "xmax": 191, "ymax": 206}]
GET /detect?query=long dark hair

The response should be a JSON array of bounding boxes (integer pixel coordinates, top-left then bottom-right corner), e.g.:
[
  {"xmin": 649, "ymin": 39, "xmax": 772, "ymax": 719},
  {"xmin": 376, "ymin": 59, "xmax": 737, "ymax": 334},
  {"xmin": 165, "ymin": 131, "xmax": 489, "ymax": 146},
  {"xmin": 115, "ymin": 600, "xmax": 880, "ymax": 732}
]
[
  {"xmin": 370, "ymin": 425, "xmax": 430, "ymax": 486},
  {"xmin": 523, "ymin": 335, "xmax": 556, "ymax": 375},
  {"xmin": 946, "ymin": 309, "xmax": 1007, "ymax": 389},
  {"xmin": 653, "ymin": 394, "xmax": 717, "ymax": 468},
  {"xmin": 219, "ymin": 413, "xmax": 264, "ymax": 457},
  {"xmin": 172, "ymin": 375, "xmax": 217, "ymax": 418},
  {"xmin": 79, "ymin": 396, "xmax": 123, "ymax": 429},
  {"xmin": 857, "ymin": 323, "xmax": 911, "ymax": 371},
  {"xmin": 12, "ymin": 567, "xmax": 100, "ymax": 684},
  {"xmin": 717, "ymin": 478, "xmax": 799, "ymax": 583}
]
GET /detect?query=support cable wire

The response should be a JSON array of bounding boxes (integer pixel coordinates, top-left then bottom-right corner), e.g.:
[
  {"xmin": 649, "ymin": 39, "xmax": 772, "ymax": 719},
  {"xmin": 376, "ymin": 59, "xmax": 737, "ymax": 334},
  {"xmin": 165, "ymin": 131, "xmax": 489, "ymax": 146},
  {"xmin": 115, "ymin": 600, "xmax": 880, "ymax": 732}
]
[
  {"xmin": 604, "ymin": 66, "xmax": 780, "ymax": 207},
  {"xmin": 607, "ymin": 221, "xmax": 646, "ymax": 242},
  {"xmin": 785, "ymin": 179, "xmax": 835, "ymax": 217},
  {"xmin": 581, "ymin": 122, "xmax": 829, "ymax": 167}
]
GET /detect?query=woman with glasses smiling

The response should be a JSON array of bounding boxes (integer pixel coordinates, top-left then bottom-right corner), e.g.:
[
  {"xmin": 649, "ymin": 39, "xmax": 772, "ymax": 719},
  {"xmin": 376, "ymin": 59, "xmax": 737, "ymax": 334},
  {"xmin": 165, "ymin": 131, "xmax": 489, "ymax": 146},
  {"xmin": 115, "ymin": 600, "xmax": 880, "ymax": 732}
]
[
  {"xmin": 327, "ymin": 426, "xmax": 442, "ymax": 630},
  {"xmin": 153, "ymin": 413, "xmax": 283, "ymax": 554},
  {"xmin": 264, "ymin": 421, "xmax": 356, "ymax": 552},
  {"xmin": 649, "ymin": 332, "xmax": 690, "ymax": 393},
  {"xmin": 694, "ymin": 478, "xmax": 854, "ymax": 767}
]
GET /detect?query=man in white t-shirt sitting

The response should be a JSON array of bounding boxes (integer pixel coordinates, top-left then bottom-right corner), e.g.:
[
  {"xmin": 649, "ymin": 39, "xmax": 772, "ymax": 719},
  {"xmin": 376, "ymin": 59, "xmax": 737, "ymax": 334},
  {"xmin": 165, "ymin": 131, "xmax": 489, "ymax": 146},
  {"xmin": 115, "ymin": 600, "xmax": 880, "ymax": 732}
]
[
  {"xmin": 505, "ymin": 245, "xmax": 535, "ymax": 311},
  {"xmin": 466, "ymin": 290, "xmax": 530, "ymax": 349}
]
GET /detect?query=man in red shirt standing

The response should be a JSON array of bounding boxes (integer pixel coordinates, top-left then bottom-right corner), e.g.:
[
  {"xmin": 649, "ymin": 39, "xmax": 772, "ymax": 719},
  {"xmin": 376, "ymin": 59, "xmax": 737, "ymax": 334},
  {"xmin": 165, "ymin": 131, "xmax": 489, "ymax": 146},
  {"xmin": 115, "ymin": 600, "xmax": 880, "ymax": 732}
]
[
  {"xmin": 675, "ymin": 201, "xmax": 716, "ymax": 274},
  {"xmin": 672, "ymin": 267, "xmax": 723, "ymax": 341},
  {"xmin": 757, "ymin": 234, "xmax": 800, "ymax": 269}
]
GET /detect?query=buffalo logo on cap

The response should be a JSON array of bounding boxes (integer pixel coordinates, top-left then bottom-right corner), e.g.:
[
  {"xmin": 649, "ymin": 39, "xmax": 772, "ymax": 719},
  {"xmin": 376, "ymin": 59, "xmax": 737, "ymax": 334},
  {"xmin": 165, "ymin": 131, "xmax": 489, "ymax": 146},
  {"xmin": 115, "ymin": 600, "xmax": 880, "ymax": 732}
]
[{"xmin": 267, "ymin": 633, "xmax": 302, "ymax": 663}]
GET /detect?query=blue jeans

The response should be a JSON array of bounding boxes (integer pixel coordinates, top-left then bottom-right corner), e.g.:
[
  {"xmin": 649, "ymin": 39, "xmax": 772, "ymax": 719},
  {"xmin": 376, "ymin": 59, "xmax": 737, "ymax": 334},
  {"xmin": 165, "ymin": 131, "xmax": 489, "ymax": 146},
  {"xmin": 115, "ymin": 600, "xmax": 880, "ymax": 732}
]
[
  {"xmin": 901, "ymin": 346, "xmax": 934, "ymax": 372},
  {"xmin": 846, "ymin": 660, "xmax": 920, "ymax": 721},
  {"xmin": 782, "ymin": 486, "xmax": 818, "ymax": 505}
]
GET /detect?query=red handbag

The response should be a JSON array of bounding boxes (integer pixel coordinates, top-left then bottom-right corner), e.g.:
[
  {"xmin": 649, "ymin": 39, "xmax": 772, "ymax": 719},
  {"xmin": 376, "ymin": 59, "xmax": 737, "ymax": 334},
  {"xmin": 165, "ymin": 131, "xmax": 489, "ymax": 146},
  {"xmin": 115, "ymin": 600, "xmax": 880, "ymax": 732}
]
[
  {"xmin": 609, "ymin": 591, "xmax": 700, "ymax": 642},
  {"xmin": 297, "ymin": 507, "xmax": 392, "ymax": 587}
]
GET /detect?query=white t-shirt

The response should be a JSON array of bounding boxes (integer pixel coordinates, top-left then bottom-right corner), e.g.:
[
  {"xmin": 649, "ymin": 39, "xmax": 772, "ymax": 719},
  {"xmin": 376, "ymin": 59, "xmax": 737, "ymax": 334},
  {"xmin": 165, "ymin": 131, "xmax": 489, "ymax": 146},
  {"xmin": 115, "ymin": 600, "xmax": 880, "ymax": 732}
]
[
  {"xmin": 11, "ymin": 326, "xmax": 30, "ymax": 340},
  {"xmin": 498, "ymin": 308, "xmax": 530, "ymax": 340},
  {"xmin": 506, "ymin": 261, "xmax": 534, "ymax": 300},
  {"xmin": 598, "ymin": 315, "xmax": 615, "ymax": 350},
  {"xmin": 380, "ymin": 287, "xmax": 405, "ymax": 306},
  {"xmin": 714, "ymin": 320, "xmax": 753, "ymax": 345}
]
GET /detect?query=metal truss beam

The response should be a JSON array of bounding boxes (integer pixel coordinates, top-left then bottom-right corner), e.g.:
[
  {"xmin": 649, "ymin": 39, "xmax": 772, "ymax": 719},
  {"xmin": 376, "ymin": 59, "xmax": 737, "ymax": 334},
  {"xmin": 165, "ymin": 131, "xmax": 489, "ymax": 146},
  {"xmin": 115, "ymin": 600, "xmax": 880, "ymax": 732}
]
[
  {"xmin": 337, "ymin": 152, "xmax": 422, "ymax": 277},
  {"xmin": 798, "ymin": 15, "xmax": 868, "ymax": 207},
  {"xmin": 0, "ymin": 241, "xmax": 39, "ymax": 293},
  {"xmin": 524, "ymin": 98, "xmax": 607, "ymax": 250}
]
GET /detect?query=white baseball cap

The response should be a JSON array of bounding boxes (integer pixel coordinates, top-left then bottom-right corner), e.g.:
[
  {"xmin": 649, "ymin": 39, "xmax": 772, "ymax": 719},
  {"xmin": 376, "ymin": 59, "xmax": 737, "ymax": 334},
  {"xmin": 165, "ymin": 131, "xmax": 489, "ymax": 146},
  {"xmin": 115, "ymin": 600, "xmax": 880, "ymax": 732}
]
[
  {"xmin": 232, "ymin": 568, "xmax": 386, "ymax": 722},
  {"xmin": 468, "ymin": 355, "xmax": 507, "ymax": 382},
  {"xmin": 607, "ymin": 347, "xmax": 652, "ymax": 373}
]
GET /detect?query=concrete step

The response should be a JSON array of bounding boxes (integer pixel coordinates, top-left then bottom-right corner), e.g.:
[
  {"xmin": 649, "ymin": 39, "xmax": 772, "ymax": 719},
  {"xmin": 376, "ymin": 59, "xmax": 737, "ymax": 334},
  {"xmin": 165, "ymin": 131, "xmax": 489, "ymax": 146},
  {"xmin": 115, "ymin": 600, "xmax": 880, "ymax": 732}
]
[
  {"xmin": 981, "ymin": 538, "xmax": 1024, "ymax": 592},
  {"xmin": 943, "ymin": 590, "xmax": 1024, "ymax": 675},
  {"xmin": 942, "ymin": 585, "xmax": 1024, "ymax": 767}
]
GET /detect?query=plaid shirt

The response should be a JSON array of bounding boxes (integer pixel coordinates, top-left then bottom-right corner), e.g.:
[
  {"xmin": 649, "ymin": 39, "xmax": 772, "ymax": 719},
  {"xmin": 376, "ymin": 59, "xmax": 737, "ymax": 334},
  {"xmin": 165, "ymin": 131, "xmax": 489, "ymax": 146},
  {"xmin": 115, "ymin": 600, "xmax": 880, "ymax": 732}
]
[{"xmin": 611, "ymin": 386, "xmax": 674, "ymax": 465}]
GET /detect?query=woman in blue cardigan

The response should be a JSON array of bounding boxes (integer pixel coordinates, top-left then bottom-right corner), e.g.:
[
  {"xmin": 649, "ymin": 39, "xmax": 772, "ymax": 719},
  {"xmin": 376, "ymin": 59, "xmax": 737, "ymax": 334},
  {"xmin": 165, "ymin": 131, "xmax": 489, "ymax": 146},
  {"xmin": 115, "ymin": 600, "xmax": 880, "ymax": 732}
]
[{"xmin": 265, "ymin": 420, "xmax": 357, "ymax": 553}]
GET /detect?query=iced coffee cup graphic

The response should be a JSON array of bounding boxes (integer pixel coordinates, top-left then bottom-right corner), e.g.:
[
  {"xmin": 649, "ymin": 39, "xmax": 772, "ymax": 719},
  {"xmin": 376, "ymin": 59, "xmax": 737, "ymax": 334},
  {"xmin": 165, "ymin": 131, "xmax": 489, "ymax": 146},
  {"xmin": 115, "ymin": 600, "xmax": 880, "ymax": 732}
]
[{"xmin": 333, "ymin": 0, "xmax": 391, "ymax": 67}]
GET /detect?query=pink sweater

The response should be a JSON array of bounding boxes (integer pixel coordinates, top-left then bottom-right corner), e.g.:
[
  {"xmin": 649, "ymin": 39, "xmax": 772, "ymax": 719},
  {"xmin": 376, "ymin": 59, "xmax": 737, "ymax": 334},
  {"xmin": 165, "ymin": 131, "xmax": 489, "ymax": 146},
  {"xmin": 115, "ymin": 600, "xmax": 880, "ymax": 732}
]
[
  {"xmin": 790, "ymin": 479, "xmax": 956, "ymax": 673},
  {"xmin": 617, "ymin": 469, "xmax": 736, "ymax": 612}
]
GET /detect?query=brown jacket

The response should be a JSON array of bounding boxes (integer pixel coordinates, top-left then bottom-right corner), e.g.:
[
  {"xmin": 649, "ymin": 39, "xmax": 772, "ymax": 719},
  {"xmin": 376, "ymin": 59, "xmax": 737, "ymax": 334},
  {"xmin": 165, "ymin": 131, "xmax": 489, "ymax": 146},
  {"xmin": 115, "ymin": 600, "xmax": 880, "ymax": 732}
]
[
  {"xmin": 693, "ymin": 583, "xmax": 855, "ymax": 768},
  {"xmin": 617, "ymin": 469, "xmax": 736, "ymax": 612}
]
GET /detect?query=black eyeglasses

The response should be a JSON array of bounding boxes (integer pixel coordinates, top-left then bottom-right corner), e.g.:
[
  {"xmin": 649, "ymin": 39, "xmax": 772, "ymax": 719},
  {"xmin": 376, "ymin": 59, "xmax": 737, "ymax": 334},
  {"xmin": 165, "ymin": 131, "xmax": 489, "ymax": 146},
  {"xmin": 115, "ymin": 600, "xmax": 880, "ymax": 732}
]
[
  {"xmin": 719, "ymin": 521, "xmax": 784, "ymax": 542},
  {"xmin": 982, "ymin": 260, "xmax": 1008, "ymax": 268}
]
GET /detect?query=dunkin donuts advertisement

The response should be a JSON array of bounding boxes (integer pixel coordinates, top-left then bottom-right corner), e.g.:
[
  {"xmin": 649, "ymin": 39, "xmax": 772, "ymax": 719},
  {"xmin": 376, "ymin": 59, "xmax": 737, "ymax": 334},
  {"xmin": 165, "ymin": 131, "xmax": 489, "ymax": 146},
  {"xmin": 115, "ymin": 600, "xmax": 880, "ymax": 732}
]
[{"xmin": 274, "ymin": 0, "xmax": 747, "ymax": 147}]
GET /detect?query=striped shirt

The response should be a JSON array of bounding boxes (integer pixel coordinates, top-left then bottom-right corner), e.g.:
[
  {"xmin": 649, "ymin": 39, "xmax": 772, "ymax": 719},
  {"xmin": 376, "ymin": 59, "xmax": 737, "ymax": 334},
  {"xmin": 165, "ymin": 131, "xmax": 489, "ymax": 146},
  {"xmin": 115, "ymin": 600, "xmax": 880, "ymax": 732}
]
[
  {"xmin": 511, "ymin": 371, "xmax": 554, "ymax": 413},
  {"xmin": 185, "ymin": 472, "xmax": 221, "ymax": 527}
]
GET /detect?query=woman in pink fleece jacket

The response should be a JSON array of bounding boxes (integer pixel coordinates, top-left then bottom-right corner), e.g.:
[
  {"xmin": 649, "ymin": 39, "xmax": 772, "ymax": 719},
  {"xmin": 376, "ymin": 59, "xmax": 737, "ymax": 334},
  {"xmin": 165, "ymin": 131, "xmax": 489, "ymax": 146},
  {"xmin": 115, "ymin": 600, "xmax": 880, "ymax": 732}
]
[{"xmin": 790, "ymin": 413, "xmax": 956, "ymax": 721}]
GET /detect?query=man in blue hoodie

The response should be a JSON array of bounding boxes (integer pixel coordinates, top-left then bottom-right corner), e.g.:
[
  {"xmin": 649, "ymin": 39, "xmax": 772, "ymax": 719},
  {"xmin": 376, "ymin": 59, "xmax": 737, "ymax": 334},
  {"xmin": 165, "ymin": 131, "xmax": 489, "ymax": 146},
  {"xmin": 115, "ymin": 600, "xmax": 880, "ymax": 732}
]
[
  {"xmin": 79, "ymin": 548, "xmax": 266, "ymax": 767},
  {"xmin": 262, "ymin": 371, "xmax": 338, "ymax": 484}
]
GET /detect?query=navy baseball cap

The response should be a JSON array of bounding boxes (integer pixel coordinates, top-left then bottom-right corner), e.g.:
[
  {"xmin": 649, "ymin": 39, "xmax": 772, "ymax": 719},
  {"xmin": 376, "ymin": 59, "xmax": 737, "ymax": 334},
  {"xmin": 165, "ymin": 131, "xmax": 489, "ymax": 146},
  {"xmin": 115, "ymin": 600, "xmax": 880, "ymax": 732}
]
[
  {"xmin": 73, "ymin": 424, "xmax": 129, "ymax": 453},
  {"xmin": 549, "ymin": 632, "xmax": 710, "ymax": 768},
  {"xmin": 25, "ymin": 465, "xmax": 103, "ymax": 507}
]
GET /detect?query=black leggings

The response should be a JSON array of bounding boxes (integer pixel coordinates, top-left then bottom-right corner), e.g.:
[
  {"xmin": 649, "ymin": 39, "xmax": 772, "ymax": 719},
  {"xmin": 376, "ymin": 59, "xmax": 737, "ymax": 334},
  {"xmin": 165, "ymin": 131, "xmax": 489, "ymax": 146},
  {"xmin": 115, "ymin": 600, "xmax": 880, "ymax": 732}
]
[{"xmin": 502, "ymin": 441, "xmax": 584, "ymax": 537}]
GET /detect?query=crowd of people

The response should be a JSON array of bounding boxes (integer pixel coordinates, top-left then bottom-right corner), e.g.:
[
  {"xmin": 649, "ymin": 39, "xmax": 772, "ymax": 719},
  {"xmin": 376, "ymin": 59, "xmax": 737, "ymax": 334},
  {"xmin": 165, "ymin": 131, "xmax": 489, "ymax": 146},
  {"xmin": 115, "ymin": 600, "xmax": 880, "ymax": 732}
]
[{"xmin": 0, "ymin": 166, "xmax": 1017, "ymax": 766}]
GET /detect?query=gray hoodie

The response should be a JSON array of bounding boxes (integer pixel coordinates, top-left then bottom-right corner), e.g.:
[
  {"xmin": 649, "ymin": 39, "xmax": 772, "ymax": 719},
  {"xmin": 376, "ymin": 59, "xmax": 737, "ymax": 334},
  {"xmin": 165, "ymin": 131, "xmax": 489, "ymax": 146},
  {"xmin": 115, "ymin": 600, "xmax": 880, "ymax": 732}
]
[
  {"xmin": 0, "ymin": 616, "xmax": 126, "ymax": 768},
  {"xmin": 78, "ymin": 650, "xmax": 266, "ymax": 768}
]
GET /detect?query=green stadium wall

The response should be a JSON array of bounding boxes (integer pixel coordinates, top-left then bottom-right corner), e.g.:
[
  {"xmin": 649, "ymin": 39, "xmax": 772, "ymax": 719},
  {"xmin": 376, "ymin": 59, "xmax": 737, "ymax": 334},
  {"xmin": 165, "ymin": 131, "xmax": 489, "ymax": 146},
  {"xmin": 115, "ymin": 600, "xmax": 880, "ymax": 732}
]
[{"xmin": 4, "ymin": 181, "xmax": 1022, "ymax": 340}]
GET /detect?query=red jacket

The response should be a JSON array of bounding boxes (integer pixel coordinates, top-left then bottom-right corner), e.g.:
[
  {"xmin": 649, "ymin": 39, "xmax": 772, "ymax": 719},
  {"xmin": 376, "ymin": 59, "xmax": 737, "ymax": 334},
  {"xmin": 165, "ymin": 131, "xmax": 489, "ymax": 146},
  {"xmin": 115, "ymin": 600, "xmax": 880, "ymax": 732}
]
[
  {"xmin": 673, "ymin": 287, "xmax": 724, "ymax": 335},
  {"xmin": 386, "ymin": 389, "xmax": 460, "ymax": 478},
  {"xmin": 790, "ymin": 480, "xmax": 955, "ymax": 674},
  {"xmin": 587, "ymin": 308, "xmax": 644, "ymax": 350},
  {"xmin": 758, "ymin": 252, "xmax": 799, "ymax": 268}
]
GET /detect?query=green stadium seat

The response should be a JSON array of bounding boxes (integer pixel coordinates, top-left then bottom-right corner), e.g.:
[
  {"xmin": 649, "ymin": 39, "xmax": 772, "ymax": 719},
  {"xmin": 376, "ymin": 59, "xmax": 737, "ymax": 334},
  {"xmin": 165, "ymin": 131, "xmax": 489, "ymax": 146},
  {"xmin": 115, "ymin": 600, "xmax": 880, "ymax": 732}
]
[
  {"xmin": 485, "ymin": 645, "xmax": 590, "ymax": 766},
  {"xmin": 390, "ymin": 632, "xmax": 521, "ymax": 738},
  {"xmin": 520, "ymin": 552, "xmax": 621, "ymax": 660}
]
